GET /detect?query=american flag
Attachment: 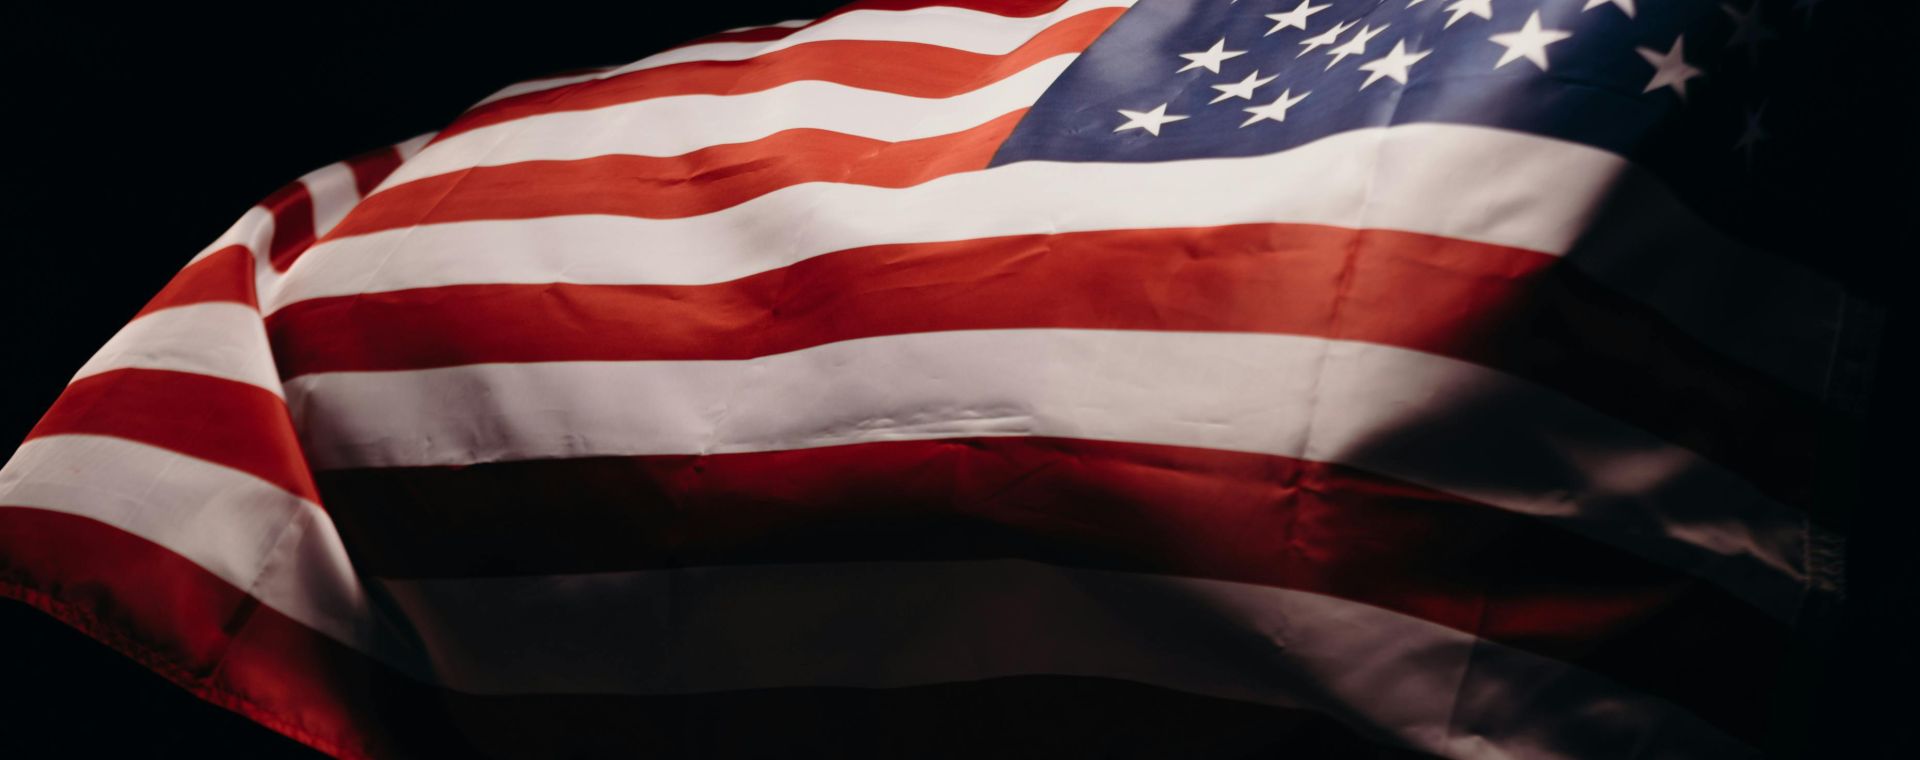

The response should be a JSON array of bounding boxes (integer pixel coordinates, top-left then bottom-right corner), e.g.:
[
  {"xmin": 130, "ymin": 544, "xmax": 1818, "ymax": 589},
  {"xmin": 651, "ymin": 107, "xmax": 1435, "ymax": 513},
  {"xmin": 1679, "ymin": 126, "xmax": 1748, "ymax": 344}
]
[{"xmin": 0, "ymin": 0, "xmax": 1877, "ymax": 757}]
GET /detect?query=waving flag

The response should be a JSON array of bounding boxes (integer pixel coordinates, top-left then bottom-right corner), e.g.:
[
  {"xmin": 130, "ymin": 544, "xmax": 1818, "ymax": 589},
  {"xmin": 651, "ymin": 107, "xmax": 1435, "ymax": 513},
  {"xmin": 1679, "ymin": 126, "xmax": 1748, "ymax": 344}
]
[{"xmin": 0, "ymin": 1, "xmax": 1876, "ymax": 757}]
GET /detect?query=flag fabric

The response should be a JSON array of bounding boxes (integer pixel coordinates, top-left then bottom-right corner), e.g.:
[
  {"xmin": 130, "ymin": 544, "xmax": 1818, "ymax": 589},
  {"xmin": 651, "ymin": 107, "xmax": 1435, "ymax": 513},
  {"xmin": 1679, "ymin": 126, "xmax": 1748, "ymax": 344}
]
[{"xmin": 0, "ymin": 1, "xmax": 1877, "ymax": 757}]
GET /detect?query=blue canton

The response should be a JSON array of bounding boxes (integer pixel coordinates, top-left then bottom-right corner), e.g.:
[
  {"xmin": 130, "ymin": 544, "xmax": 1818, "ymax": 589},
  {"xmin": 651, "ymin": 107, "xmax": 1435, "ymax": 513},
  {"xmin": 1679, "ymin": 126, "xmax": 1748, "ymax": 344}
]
[{"xmin": 993, "ymin": 0, "xmax": 1782, "ymax": 175}]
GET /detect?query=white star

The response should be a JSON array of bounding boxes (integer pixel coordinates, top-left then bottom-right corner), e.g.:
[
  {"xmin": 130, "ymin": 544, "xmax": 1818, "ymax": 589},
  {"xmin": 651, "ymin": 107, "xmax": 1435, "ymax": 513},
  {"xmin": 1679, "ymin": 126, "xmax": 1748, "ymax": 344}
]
[
  {"xmin": 1264, "ymin": 2, "xmax": 1329, "ymax": 36},
  {"xmin": 1298, "ymin": 20, "xmax": 1356, "ymax": 57},
  {"xmin": 1210, "ymin": 70, "xmax": 1279, "ymax": 104},
  {"xmin": 1734, "ymin": 103, "xmax": 1768, "ymax": 169},
  {"xmin": 1325, "ymin": 23, "xmax": 1389, "ymax": 69},
  {"xmin": 1636, "ymin": 36, "xmax": 1705, "ymax": 101},
  {"xmin": 1241, "ymin": 89, "xmax": 1312, "ymax": 127},
  {"xmin": 1178, "ymin": 38, "xmax": 1247, "ymax": 74},
  {"xmin": 1722, "ymin": 3, "xmax": 1777, "ymax": 63},
  {"xmin": 1582, "ymin": 0, "xmax": 1636, "ymax": 18},
  {"xmin": 1358, "ymin": 40, "xmax": 1431, "ymax": 89},
  {"xmin": 1442, "ymin": 0, "xmax": 1494, "ymax": 29},
  {"xmin": 1114, "ymin": 103, "xmax": 1189, "ymax": 136},
  {"xmin": 1489, "ymin": 11, "xmax": 1574, "ymax": 71}
]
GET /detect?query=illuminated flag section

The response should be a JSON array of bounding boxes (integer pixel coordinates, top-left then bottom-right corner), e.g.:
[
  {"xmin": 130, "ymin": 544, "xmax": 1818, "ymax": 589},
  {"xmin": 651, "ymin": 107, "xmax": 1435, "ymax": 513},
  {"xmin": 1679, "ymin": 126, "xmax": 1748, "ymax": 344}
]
[{"xmin": 0, "ymin": 1, "xmax": 1876, "ymax": 757}]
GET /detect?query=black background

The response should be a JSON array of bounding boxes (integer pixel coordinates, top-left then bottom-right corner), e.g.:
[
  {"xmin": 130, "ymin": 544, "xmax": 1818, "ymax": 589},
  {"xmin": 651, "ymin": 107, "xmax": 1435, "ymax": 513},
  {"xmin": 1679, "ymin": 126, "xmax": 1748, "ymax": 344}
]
[{"xmin": 0, "ymin": 1, "xmax": 1913, "ymax": 757}]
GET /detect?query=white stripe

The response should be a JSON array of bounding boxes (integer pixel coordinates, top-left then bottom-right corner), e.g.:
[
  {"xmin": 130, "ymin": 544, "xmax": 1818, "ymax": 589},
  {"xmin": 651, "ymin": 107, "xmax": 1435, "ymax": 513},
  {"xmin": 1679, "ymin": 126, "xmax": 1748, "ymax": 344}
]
[
  {"xmin": 299, "ymin": 162, "xmax": 362, "ymax": 238},
  {"xmin": 472, "ymin": 69, "xmax": 616, "ymax": 107},
  {"xmin": 287, "ymin": 125, "xmax": 1841, "ymax": 394},
  {"xmin": 185, "ymin": 204, "xmax": 272, "ymax": 266},
  {"xmin": 0, "ymin": 436, "xmax": 405, "ymax": 670},
  {"xmin": 71, "ymin": 302, "xmax": 282, "ymax": 397},
  {"xmin": 384, "ymin": 53, "xmax": 1072, "ymax": 188},
  {"xmin": 392, "ymin": 132, "xmax": 434, "ymax": 162},
  {"xmin": 469, "ymin": 0, "xmax": 1129, "ymax": 107},
  {"xmin": 284, "ymin": 328, "xmax": 1810, "ymax": 620},
  {"xmin": 377, "ymin": 560, "xmax": 1754, "ymax": 759},
  {"xmin": 717, "ymin": 18, "xmax": 811, "ymax": 34},
  {"xmin": 178, "ymin": 202, "xmax": 282, "ymax": 303}
]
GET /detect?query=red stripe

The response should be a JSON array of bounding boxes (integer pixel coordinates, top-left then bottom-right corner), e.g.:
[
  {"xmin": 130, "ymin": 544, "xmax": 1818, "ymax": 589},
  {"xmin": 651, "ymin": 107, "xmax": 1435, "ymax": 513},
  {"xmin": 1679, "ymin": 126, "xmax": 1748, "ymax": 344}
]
[
  {"xmin": 271, "ymin": 223, "xmax": 1824, "ymax": 505},
  {"xmin": 1, "ymin": 508, "xmax": 1442, "ymax": 759},
  {"xmin": 27, "ymin": 369, "xmax": 317, "ymax": 502},
  {"xmin": 313, "ymin": 435, "xmax": 1787, "ymax": 742},
  {"xmin": 263, "ymin": 181, "xmax": 317, "ymax": 272},
  {"xmin": 330, "ymin": 110, "xmax": 1023, "ymax": 239},
  {"xmin": 345, "ymin": 146, "xmax": 404, "ymax": 197},
  {"xmin": 133, "ymin": 244, "xmax": 256, "ymax": 318},
  {"xmin": 438, "ymin": 8, "xmax": 1115, "ymax": 140},
  {"xmin": 0, "ymin": 508, "xmax": 424, "ymax": 759}
]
